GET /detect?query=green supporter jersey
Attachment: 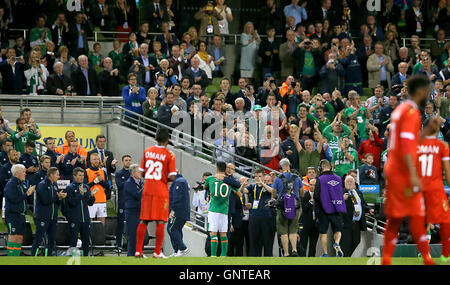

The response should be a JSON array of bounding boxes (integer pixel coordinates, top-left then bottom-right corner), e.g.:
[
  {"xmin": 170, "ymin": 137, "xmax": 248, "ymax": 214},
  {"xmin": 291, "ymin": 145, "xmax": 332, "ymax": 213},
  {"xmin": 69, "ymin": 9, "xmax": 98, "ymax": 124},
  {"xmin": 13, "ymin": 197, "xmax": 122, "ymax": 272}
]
[
  {"xmin": 205, "ymin": 175, "xmax": 238, "ymax": 215},
  {"xmin": 322, "ymin": 124, "xmax": 351, "ymax": 156},
  {"xmin": 344, "ymin": 106, "xmax": 368, "ymax": 140},
  {"xmin": 307, "ymin": 113, "xmax": 330, "ymax": 133},
  {"xmin": 332, "ymin": 148, "xmax": 359, "ymax": 177},
  {"xmin": 10, "ymin": 129, "xmax": 40, "ymax": 154}
]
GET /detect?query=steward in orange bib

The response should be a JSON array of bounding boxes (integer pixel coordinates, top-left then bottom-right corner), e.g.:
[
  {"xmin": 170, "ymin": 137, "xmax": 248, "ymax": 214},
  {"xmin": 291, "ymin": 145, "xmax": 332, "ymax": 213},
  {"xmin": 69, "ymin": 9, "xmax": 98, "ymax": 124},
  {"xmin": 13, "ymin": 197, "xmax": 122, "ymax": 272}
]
[
  {"xmin": 55, "ymin": 130, "xmax": 88, "ymax": 157},
  {"xmin": 84, "ymin": 153, "xmax": 110, "ymax": 224},
  {"xmin": 302, "ymin": 167, "xmax": 317, "ymax": 192}
]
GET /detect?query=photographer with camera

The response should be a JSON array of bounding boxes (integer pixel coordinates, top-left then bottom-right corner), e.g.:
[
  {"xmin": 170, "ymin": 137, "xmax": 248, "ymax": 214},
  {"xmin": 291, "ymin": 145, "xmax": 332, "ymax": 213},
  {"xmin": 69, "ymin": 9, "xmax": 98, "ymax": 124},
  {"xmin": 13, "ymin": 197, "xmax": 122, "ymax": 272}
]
[
  {"xmin": 192, "ymin": 172, "xmax": 212, "ymax": 230},
  {"xmin": 272, "ymin": 158, "xmax": 303, "ymax": 256},
  {"xmin": 313, "ymin": 159, "xmax": 346, "ymax": 257},
  {"xmin": 294, "ymin": 37, "xmax": 322, "ymax": 92},
  {"xmin": 319, "ymin": 52, "xmax": 345, "ymax": 94},
  {"xmin": 194, "ymin": 1, "xmax": 223, "ymax": 40},
  {"xmin": 24, "ymin": 50, "xmax": 48, "ymax": 95}
]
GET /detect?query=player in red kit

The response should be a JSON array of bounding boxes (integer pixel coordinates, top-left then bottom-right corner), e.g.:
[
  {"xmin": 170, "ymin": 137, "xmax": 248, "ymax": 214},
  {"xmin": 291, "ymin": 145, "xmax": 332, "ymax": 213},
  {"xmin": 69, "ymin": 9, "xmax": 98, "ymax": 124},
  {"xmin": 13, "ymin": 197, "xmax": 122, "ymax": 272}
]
[
  {"xmin": 382, "ymin": 75, "xmax": 441, "ymax": 265},
  {"xmin": 135, "ymin": 128, "xmax": 177, "ymax": 258},
  {"xmin": 417, "ymin": 119, "xmax": 450, "ymax": 263}
]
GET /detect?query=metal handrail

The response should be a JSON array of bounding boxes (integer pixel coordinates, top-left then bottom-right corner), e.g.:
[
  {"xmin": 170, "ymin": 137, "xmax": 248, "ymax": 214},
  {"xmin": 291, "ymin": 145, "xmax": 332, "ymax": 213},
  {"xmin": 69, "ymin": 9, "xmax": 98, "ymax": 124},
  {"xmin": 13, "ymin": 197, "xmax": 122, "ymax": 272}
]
[{"xmin": 112, "ymin": 106, "xmax": 281, "ymax": 177}]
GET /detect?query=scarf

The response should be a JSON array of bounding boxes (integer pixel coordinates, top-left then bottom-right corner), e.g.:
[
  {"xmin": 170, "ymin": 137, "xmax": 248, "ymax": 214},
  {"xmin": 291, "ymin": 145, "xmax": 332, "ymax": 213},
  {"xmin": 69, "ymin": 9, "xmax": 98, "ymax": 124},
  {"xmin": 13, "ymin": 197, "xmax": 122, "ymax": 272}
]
[
  {"xmin": 197, "ymin": 51, "xmax": 209, "ymax": 62},
  {"xmin": 350, "ymin": 189, "xmax": 362, "ymax": 221}
]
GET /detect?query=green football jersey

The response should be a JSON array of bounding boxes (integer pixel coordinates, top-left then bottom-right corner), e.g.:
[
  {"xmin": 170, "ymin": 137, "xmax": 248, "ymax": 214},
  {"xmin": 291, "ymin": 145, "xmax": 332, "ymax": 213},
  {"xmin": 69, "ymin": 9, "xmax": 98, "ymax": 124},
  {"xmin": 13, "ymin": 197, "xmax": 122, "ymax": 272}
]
[{"xmin": 205, "ymin": 175, "xmax": 238, "ymax": 215}]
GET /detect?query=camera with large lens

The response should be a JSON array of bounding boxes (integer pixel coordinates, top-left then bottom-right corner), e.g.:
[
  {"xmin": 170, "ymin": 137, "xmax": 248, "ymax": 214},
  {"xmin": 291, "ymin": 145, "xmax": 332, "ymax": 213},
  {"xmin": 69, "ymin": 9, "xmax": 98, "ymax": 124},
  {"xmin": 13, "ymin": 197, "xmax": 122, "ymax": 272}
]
[
  {"xmin": 265, "ymin": 198, "xmax": 281, "ymax": 209},
  {"xmin": 193, "ymin": 181, "xmax": 204, "ymax": 191}
]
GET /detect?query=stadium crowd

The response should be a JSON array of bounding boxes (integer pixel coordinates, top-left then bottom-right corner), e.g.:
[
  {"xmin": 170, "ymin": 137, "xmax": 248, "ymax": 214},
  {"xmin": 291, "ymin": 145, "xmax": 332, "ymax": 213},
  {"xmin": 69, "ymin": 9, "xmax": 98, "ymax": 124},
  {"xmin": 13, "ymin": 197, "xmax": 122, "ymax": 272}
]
[{"xmin": 0, "ymin": 0, "xmax": 448, "ymax": 258}]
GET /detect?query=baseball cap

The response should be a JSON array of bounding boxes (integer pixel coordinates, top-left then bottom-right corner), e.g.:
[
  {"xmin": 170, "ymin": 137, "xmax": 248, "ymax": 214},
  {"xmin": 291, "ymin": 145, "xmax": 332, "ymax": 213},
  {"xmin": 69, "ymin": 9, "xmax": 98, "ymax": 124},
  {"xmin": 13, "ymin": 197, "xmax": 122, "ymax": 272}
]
[{"xmin": 253, "ymin": 105, "xmax": 262, "ymax": 111}]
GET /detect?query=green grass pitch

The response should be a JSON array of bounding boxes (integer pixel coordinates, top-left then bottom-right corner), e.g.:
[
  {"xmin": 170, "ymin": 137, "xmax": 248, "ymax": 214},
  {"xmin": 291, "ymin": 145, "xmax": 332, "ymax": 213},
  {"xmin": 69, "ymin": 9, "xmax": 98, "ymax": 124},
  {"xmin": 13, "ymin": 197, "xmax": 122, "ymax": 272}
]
[{"xmin": 0, "ymin": 257, "xmax": 448, "ymax": 265}]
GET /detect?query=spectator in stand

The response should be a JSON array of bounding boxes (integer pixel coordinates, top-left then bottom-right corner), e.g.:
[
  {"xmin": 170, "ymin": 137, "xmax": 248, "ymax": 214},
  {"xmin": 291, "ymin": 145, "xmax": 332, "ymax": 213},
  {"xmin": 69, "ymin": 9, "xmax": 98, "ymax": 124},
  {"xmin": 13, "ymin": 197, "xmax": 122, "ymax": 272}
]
[
  {"xmin": 284, "ymin": 0, "xmax": 308, "ymax": 27},
  {"xmin": 30, "ymin": 15, "xmax": 52, "ymax": 55},
  {"xmin": 297, "ymin": 104, "xmax": 315, "ymax": 141},
  {"xmin": 171, "ymin": 84, "xmax": 187, "ymax": 112},
  {"xmin": 156, "ymin": 21, "xmax": 179, "ymax": 58},
  {"xmin": 294, "ymin": 123, "xmax": 323, "ymax": 176},
  {"xmin": 365, "ymin": 85, "xmax": 389, "ymax": 128},
  {"xmin": 147, "ymin": 0, "xmax": 168, "ymax": 33},
  {"xmin": 51, "ymin": 12, "xmax": 70, "ymax": 50},
  {"xmin": 367, "ymin": 42, "xmax": 394, "ymax": 89},
  {"xmin": 43, "ymin": 41, "xmax": 56, "ymax": 75},
  {"xmin": 240, "ymin": 22, "xmax": 261, "ymax": 81},
  {"xmin": 143, "ymin": 87, "xmax": 161, "ymax": 120},
  {"xmin": 405, "ymin": 0, "xmax": 426, "ymax": 38},
  {"xmin": 56, "ymin": 45, "xmax": 78, "ymax": 80},
  {"xmin": 393, "ymin": 47, "xmax": 414, "ymax": 75},
  {"xmin": 13, "ymin": 36, "xmax": 28, "ymax": 58},
  {"xmin": 258, "ymin": 125, "xmax": 281, "ymax": 172},
  {"xmin": 293, "ymin": 22, "xmax": 307, "ymax": 42},
  {"xmin": 366, "ymin": 15, "xmax": 384, "ymax": 42},
  {"xmin": 377, "ymin": 0, "xmax": 400, "ymax": 29},
  {"xmin": 391, "ymin": 62, "xmax": 410, "ymax": 87},
  {"xmin": 378, "ymin": 93, "xmax": 398, "ymax": 137},
  {"xmin": 359, "ymin": 153, "xmax": 379, "ymax": 185},
  {"xmin": 184, "ymin": 56, "xmax": 210, "ymax": 89},
  {"xmin": 122, "ymin": 73, "xmax": 146, "ymax": 116},
  {"xmin": 358, "ymin": 124, "xmax": 383, "ymax": 171},
  {"xmin": 157, "ymin": 91, "xmax": 180, "ymax": 128},
  {"xmin": 136, "ymin": 22, "xmax": 152, "ymax": 46},
  {"xmin": 310, "ymin": 0, "xmax": 335, "ymax": 24},
  {"xmin": 207, "ymin": 35, "xmax": 226, "ymax": 78},
  {"xmin": 215, "ymin": 126, "xmax": 235, "ymax": 164},
  {"xmin": 416, "ymin": 56, "xmax": 440, "ymax": 84},
  {"xmin": 88, "ymin": 42, "xmax": 103, "ymax": 68},
  {"xmin": 279, "ymin": 30, "xmax": 296, "ymax": 79},
  {"xmin": 90, "ymin": 0, "xmax": 115, "ymax": 31},
  {"xmin": 322, "ymin": 113, "xmax": 352, "ymax": 156},
  {"xmin": 123, "ymin": 31, "xmax": 140, "ymax": 70},
  {"xmin": 215, "ymin": 0, "xmax": 233, "ymax": 35},
  {"xmin": 108, "ymin": 39, "xmax": 124, "ymax": 74},
  {"xmin": 194, "ymin": 1, "xmax": 222, "ymax": 40},
  {"xmin": 341, "ymin": 175, "xmax": 371, "ymax": 257},
  {"xmin": 258, "ymin": 0, "xmax": 284, "ymax": 35},
  {"xmin": 186, "ymin": 84, "xmax": 203, "ymax": 107},
  {"xmin": 24, "ymin": 50, "xmax": 48, "ymax": 95},
  {"xmin": 99, "ymin": 57, "xmax": 121, "ymax": 96},
  {"xmin": 129, "ymin": 43, "xmax": 157, "ymax": 90},
  {"xmin": 383, "ymin": 31, "xmax": 400, "ymax": 62},
  {"xmin": 0, "ymin": 48, "xmax": 26, "ymax": 94},
  {"xmin": 154, "ymin": 73, "xmax": 168, "ymax": 100},
  {"xmin": 194, "ymin": 40, "xmax": 215, "ymax": 80},
  {"xmin": 68, "ymin": 12, "xmax": 93, "ymax": 58},
  {"xmin": 345, "ymin": 91, "xmax": 369, "ymax": 142},
  {"xmin": 235, "ymin": 132, "xmax": 258, "ymax": 170},
  {"xmin": 258, "ymin": 26, "xmax": 281, "ymax": 80},
  {"xmin": 294, "ymin": 38, "xmax": 322, "ymax": 92},
  {"xmin": 163, "ymin": 0, "xmax": 177, "ymax": 34},
  {"xmin": 299, "ymin": 177, "xmax": 319, "ymax": 257},
  {"xmin": 320, "ymin": 51, "xmax": 345, "ymax": 93},
  {"xmin": 71, "ymin": 55, "xmax": 102, "ymax": 96},
  {"xmin": 155, "ymin": 59, "xmax": 178, "ymax": 88},
  {"xmin": 114, "ymin": 0, "xmax": 133, "ymax": 38},
  {"xmin": 62, "ymin": 140, "xmax": 86, "ymax": 181},
  {"xmin": 168, "ymin": 45, "xmax": 188, "ymax": 81},
  {"xmin": 332, "ymin": 136, "xmax": 359, "ymax": 178}
]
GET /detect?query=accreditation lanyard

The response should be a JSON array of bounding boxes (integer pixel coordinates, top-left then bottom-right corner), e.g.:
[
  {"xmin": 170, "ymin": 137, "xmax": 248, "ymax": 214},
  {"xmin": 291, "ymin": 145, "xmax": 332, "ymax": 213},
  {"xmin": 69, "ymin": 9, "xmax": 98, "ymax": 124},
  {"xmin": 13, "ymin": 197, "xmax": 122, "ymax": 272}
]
[
  {"xmin": 252, "ymin": 185, "xmax": 264, "ymax": 210},
  {"xmin": 199, "ymin": 191, "xmax": 208, "ymax": 214},
  {"xmin": 240, "ymin": 194, "xmax": 249, "ymax": 216}
]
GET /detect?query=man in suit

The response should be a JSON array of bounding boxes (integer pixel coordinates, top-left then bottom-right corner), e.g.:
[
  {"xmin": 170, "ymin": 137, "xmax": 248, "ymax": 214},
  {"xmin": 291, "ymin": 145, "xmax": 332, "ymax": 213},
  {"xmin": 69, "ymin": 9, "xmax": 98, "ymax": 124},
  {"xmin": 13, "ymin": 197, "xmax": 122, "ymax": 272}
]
[
  {"xmin": 367, "ymin": 42, "xmax": 394, "ymax": 89},
  {"xmin": 86, "ymin": 134, "xmax": 117, "ymax": 181},
  {"xmin": 71, "ymin": 55, "xmax": 102, "ymax": 96},
  {"xmin": 98, "ymin": 57, "xmax": 121, "ymax": 96},
  {"xmin": 168, "ymin": 45, "xmax": 187, "ymax": 81},
  {"xmin": 128, "ymin": 43, "xmax": 158, "ymax": 91},
  {"xmin": 89, "ymin": 0, "xmax": 115, "ymax": 31},
  {"xmin": 393, "ymin": 47, "xmax": 413, "ymax": 74},
  {"xmin": 341, "ymin": 175, "xmax": 373, "ymax": 257},
  {"xmin": 0, "ymin": 48, "xmax": 26, "ymax": 94},
  {"xmin": 356, "ymin": 35, "xmax": 374, "ymax": 87},
  {"xmin": 207, "ymin": 35, "xmax": 226, "ymax": 78},
  {"xmin": 405, "ymin": 0, "xmax": 426, "ymax": 38},
  {"xmin": 50, "ymin": 12, "xmax": 70, "ymax": 50},
  {"xmin": 183, "ymin": 57, "xmax": 210, "ymax": 89},
  {"xmin": 46, "ymin": 61, "xmax": 73, "ymax": 95},
  {"xmin": 147, "ymin": 0, "xmax": 168, "ymax": 33},
  {"xmin": 299, "ymin": 178, "xmax": 319, "ymax": 257},
  {"xmin": 68, "ymin": 12, "xmax": 93, "ymax": 58},
  {"xmin": 310, "ymin": 0, "xmax": 336, "ymax": 25},
  {"xmin": 279, "ymin": 30, "xmax": 296, "ymax": 80},
  {"xmin": 391, "ymin": 62, "xmax": 410, "ymax": 87}
]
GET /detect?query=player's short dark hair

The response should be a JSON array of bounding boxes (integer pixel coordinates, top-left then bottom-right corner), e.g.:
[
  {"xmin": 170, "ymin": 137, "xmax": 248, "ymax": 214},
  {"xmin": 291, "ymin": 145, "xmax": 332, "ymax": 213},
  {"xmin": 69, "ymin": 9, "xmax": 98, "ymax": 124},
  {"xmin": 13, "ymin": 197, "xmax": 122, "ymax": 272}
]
[
  {"xmin": 316, "ymin": 106, "xmax": 325, "ymax": 112},
  {"xmin": 202, "ymin": 172, "xmax": 212, "ymax": 177},
  {"xmin": 73, "ymin": 167, "xmax": 84, "ymax": 176},
  {"xmin": 20, "ymin": 108, "xmax": 31, "ymax": 116},
  {"xmin": 16, "ymin": 117, "xmax": 25, "ymax": 124},
  {"xmin": 25, "ymin": 140, "xmax": 35, "ymax": 149},
  {"xmin": 155, "ymin": 127, "xmax": 170, "ymax": 143},
  {"xmin": 44, "ymin": 137, "xmax": 55, "ymax": 144},
  {"xmin": 122, "ymin": 154, "xmax": 131, "ymax": 161},
  {"xmin": 40, "ymin": 155, "xmax": 50, "ymax": 164},
  {"xmin": 1, "ymin": 138, "xmax": 12, "ymax": 145},
  {"xmin": 95, "ymin": 134, "xmax": 106, "ymax": 142},
  {"xmin": 407, "ymin": 75, "xmax": 430, "ymax": 96},
  {"xmin": 347, "ymin": 169, "xmax": 357, "ymax": 175},
  {"xmin": 255, "ymin": 168, "xmax": 265, "ymax": 175},
  {"xmin": 127, "ymin": 73, "xmax": 137, "ymax": 80},
  {"xmin": 47, "ymin": 167, "xmax": 59, "ymax": 177},
  {"xmin": 216, "ymin": 161, "xmax": 227, "ymax": 173}
]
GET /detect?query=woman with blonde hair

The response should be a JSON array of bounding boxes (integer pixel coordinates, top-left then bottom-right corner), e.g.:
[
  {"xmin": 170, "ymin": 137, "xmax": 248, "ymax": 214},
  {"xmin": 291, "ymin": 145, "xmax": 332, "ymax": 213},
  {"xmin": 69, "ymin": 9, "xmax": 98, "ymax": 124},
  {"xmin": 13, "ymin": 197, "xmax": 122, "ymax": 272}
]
[
  {"xmin": 143, "ymin": 87, "xmax": 160, "ymax": 120},
  {"xmin": 188, "ymin": 26, "xmax": 199, "ymax": 47},
  {"xmin": 194, "ymin": 40, "xmax": 215, "ymax": 79},
  {"xmin": 24, "ymin": 51, "xmax": 48, "ymax": 95},
  {"xmin": 56, "ymin": 45, "xmax": 78, "ymax": 78},
  {"xmin": 383, "ymin": 30, "xmax": 400, "ymax": 61},
  {"xmin": 240, "ymin": 21, "xmax": 261, "ymax": 80}
]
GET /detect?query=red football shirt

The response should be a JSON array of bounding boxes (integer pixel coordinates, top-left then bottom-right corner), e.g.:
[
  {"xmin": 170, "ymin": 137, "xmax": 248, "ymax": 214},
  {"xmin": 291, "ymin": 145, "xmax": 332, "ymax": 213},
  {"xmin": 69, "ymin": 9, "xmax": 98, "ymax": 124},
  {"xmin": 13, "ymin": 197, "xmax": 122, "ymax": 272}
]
[
  {"xmin": 417, "ymin": 137, "xmax": 449, "ymax": 190},
  {"xmin": 139, "ymin": 145, "xmax": 177, "ymax": 197}
]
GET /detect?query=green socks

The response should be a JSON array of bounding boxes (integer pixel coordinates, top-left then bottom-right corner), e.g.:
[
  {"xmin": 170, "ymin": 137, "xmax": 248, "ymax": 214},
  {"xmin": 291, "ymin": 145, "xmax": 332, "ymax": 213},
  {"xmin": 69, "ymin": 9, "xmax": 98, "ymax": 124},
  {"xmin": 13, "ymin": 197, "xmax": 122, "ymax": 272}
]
[
  {"xmin": 220, "ymin": 236, "xmax": 228, "ymax": 257},
  {"xmin": 210, "ymin": 235, "xmax": 218, "ymax": 257},
  {"xmin": 7, "ymin": 242, "xmax": 21, "ymax": 256}
]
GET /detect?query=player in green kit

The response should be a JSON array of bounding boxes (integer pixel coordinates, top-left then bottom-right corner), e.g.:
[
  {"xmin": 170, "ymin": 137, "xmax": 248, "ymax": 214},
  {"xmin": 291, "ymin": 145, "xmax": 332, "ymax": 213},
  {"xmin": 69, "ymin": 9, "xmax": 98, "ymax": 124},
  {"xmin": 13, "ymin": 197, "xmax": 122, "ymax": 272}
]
[{"xmin": 205, "ymin": 161, "xmax": 246, "ymax": 257}]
